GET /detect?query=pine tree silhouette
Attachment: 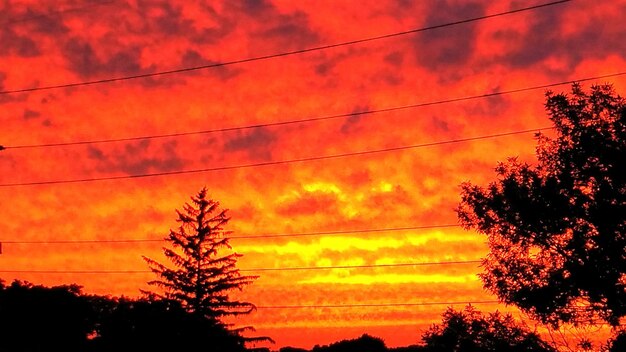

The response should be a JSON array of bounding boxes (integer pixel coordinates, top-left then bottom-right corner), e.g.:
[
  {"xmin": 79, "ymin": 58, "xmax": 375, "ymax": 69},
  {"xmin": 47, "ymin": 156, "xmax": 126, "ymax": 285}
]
[{"xmin": 143, "ymin": 187, "xmax": 257, "ymax": 322}]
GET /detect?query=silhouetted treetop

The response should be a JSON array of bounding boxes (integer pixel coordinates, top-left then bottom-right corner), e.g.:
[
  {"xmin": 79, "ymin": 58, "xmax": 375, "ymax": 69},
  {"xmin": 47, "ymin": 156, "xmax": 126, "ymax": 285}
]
[
  {"xmin": 421, "ymin": 305, "xmax": 556, "ymax": 352},
  {"xmin": 143, "ymin": 187, "xmax": 258, "ymax": 322},
  {"xmin": 311, "ymin": 334, "xmax": 387, "ymax": 352},
  {"xmin": 458, "ymin": 84, "xmax": 626, "ymax": 326}
]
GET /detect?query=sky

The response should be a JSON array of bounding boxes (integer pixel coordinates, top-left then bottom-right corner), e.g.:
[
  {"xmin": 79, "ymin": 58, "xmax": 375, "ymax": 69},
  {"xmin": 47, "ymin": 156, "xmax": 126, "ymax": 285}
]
[{"xmin": 1, "ymin": 0, "xmax": 625, "ymax": 349}]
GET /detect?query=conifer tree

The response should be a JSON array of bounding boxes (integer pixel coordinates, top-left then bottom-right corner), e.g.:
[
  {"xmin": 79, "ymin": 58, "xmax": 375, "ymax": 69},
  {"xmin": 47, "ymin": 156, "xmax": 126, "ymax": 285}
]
[{"xmin": 143, "ymin": 188, "xmax": 257, "ymax": 322}]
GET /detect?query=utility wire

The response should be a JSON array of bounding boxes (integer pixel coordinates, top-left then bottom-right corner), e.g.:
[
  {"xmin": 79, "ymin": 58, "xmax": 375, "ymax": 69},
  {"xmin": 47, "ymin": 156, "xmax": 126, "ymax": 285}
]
[
  {"xmin": 1, "ymin": 224, "xmax": 460, "ymax": 244},
  {"xmin": 0, "ymin": 260, "xmax": 482, "ymax": 274},
  {"xmin": 3, "ymin": 71, "xmax": 624, "ymax": 151},
  {"xmin": 248, "ymin": 260, "xmax": 482, "ymax": 272},
  {"xmin": 0, "ymin": 127, "xmax": 549, "ymax": 187},
  {"xmin": 0, "ymin": 0, "xmax": 571, "ymax": 95},
  {"xmin": 255, "ymin": 300, "xmax": 500, "ymax": 309}
]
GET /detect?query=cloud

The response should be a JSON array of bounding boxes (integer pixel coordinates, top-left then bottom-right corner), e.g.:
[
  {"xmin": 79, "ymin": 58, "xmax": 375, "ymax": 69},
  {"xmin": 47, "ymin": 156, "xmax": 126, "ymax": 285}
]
[
  {"xmin": 225, "ymin": 0, "xmax": 319, "ymax": 51},
  {"xmin": 133, "ymin": 1, "xmax": 193, "ymax": 37},
  {"xmin": 132, "ymin": 1, "xmax": 235, "ymax": 44},
  {"xmin": 364, "ymin": 184, "xmax": 415, "ymax": 208},
  {"xmin": 61, "ymin": 38, "xmax": 97, "ymax": 77},
  {"xmin": 258, "ymin": 11, "xmax": 320, "ymax": 50},
  {"xmin": 0, "ymin": 72, "xmax": 14, "ymax": 103},
  {"xmin": 0, "ymin": 2, "xmax": 73, "ymax": 58},
  {"xmin": 22, "ymin": 109, "xmax": 41, "ymax": 120},
  {"xmin": 460, "ymin": 91, "xmax": 512, "ymax": 119},
  {"xmin": 239, "ymin": 0, "xmax": 275, "ymax": 13},
  {"xmin": 340, "ymin": 105, "xmax": 370, "ymax": 134},
  {"xmin": 491, "ymin": 5, "xmax": 570, "ymax": 70},
  {"xmin": 276, "ymin": 191, "xmax": 340, "ymax": 217},
  {"xmin": 313, "ymin": 47, "xmax": 369, "ymax": 77},
  {"xmin": 181, "ymin": 49, "xmax": 210, "ymax": 67},
  {"xmin": 383, "ymin": 51, "xmax": 404, "ymax": 67},
  {"xmin": 22, "ymin": 9, "xmax": 69, "ymax": 35},
  {"xmin": 487, "ymin": 2, "xmax": 626, "ymax": 73},
  {"xmin": 62, "ymin": 37, "xmax": 150, "ymax": 79},
  {"xmin": 180, "ymin": 49, "xmax": 240, "ymax": 80},
  {"xmin": 343, "ymin": 170, "xmax": 372, "ymax": 188},
  {"xmin": 223, "ymin": 127, "xmax": 277, "ymax": 161},
  {"xmin": 413, "ymin": 0, "xmax": 484, "ymax": 71},
  {"xmin": 0, "ymin": 27, "xmax": 40, "ymax": 57},
  {"xmin": 86, "ymin": 140, "xmax": 184, "ymax": 175}
]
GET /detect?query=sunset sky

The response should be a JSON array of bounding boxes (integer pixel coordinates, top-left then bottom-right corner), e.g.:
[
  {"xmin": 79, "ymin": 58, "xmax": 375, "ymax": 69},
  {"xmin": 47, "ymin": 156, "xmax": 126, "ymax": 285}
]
[{"xmin": 1, "ymin": 0, "xmax": 626, "ymax": 348}]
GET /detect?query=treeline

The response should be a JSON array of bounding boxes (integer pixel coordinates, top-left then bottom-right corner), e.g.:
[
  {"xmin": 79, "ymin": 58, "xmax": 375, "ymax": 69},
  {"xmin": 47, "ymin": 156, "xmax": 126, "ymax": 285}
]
[
  {"xmin": 0, "ymin": 280, "xmax": 247, "ymax": 352},
  {"xmin": 4, "ymin": 279, "xmax": 623, "ymax": 352},
  {"xmin": 284, "ymin": 330, "xmax": 624, "ymax": 352}
]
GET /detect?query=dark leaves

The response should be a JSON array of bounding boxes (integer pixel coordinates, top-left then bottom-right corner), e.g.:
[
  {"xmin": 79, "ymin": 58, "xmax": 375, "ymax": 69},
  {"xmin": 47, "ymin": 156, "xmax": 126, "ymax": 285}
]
[{"xmin": 458, "ymin": 84, "xmax": 626, "ymax": 326}]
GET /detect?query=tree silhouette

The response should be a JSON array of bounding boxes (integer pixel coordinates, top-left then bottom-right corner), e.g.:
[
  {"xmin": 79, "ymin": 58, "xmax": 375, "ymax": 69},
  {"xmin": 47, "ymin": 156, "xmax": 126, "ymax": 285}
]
[
  {"xmin": 311, "ymin": 334, "xmax": 387, "ymax": 352},
  {"xmin": 607, "ymin": 332, "xmax": 626, "ymax": 352},
  {"xmin": 421, "ymin": 305, "xmax": 556, "ymax": 352},
  {"xmin": 0, "ymin": 280, "xmax": 97, "ymax": 352},
  {"xmin": 457, "ymin": 84, "xmax": 626, "ymax": 326},
  {"xmin": 91, "ymin": 296, "xmax": 245, "ymax": 352},
  {"xmin": 143, "ymin": 187, "xmax": 258, "ymax": 324}
]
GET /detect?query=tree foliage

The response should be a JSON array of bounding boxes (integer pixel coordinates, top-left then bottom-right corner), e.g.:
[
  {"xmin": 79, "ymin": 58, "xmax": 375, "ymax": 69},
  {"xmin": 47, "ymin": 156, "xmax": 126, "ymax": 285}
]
[
  {"xmin": 143, "ymin": 187, "xmax": 258, "ymax": 323},
  {"xmin": 91, "ymin": 296, "xmax": 246, "ymax": 352},
  {"xmin": 0, "ymin": 279, "xmax": 247, "ymax": 351},
  {"xmin": 421, "ymin": 305, "xmax": 556, "ymax": 352},
  {"xmin": 457, "ymin": 84, "xmax": 626, "ymax": 326},
  {"xmin": 0, "ymin": 280, "xmax": 97, "ymax": 352},
  {"xmin": 607, "ymin": 332, "xmax": 626, "ymax": 352},
  {"xmin": 311, "ymin": 334, "xmax": 387, "ymax": 352}
]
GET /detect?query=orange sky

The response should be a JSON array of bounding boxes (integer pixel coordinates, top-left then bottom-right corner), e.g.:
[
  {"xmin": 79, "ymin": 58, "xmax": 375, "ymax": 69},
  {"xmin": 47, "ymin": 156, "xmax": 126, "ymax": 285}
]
[{"xmin": 1, "ymin": 0, "xmax": 626, "ymax": 349}]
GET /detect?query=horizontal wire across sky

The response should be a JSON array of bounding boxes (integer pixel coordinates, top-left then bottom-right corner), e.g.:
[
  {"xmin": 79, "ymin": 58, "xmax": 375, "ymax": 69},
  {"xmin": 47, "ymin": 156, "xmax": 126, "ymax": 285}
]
[
  {"xmin": 2, "ymin": 71, "xmax": 623, "ymax": 151},
  {"xmin": 1, "ymin": 224, "xmax": 460, "ymax": 243},
  {"xmin": 0, "ymin": 259, "xmax": 483, "ymax": 274},
  {"xmin": 0, "ymin": 0, "xmax": 571, "ymax": 95},
  {"xmin": 0, "ymin": 127, "xmax": 549, "ymax": 187},
  {"xmin": 1, "ymin": 0, "xmax": 605, "ymax": 323},
  {"xmin": 254, "ymin": 300, "xmax": 500, "ymax": 309}
]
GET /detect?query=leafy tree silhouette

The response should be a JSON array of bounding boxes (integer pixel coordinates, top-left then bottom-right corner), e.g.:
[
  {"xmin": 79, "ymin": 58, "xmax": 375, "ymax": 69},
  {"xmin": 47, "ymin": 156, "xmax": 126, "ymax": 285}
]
[
  {"xmin": 0, "ymin": 280, "xmax": 97, "ymax": 352},
  {"xmin": 457, "ymin": 84, "xmax": 626, "ymax": 327},
  {"xmin": 279, "ymin": 347, "xmax": 310, "ymax": 352},
  {"xmin": 421, "ymin": 305, "xmax": 556, "ymax": 352},
  {"xmin": 607, "ymin": 331, "xmax": 626, "ymax": 352},
  {"xmin": 311, "ymin": 334, "xmax": 387, "ymax": 352},
  {"xmin": 0, "ymin": 279, "xmax": 247, "ymax": 352},
  {"xmin": 142, "ymin": 187, "xmax": 261, "ymax": 336},
  {"xmin": 90, "ymin": 296, "xmax": 245, "ymax": 352}
]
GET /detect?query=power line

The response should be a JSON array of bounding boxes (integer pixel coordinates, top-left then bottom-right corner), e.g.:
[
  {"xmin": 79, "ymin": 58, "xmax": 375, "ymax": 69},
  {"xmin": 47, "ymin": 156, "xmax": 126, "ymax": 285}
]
[
  {"xmin": 3, "ymin": 71, "xmax": 624, "ymax": 151},
  {"xmin": 0, "ymin": 259, "xmax": 482, "ymax": 274},
  {"xmin": 248, "ymin": 260, "xmax": 482, "ymax": 272},
  {"xmin": 0, "ymin": 0, "xmax": 571, "ymax": 95},
  {"xmin": 255, "ymin": 300, "xmax": 500, "ymax": 309},
  {"xmin": 1, "ymin": 224, "xmax": 460, "ymax": 244},
  {"xmin": 0, "ymin": 127, "xmax": 549, "ymax": 187}
]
